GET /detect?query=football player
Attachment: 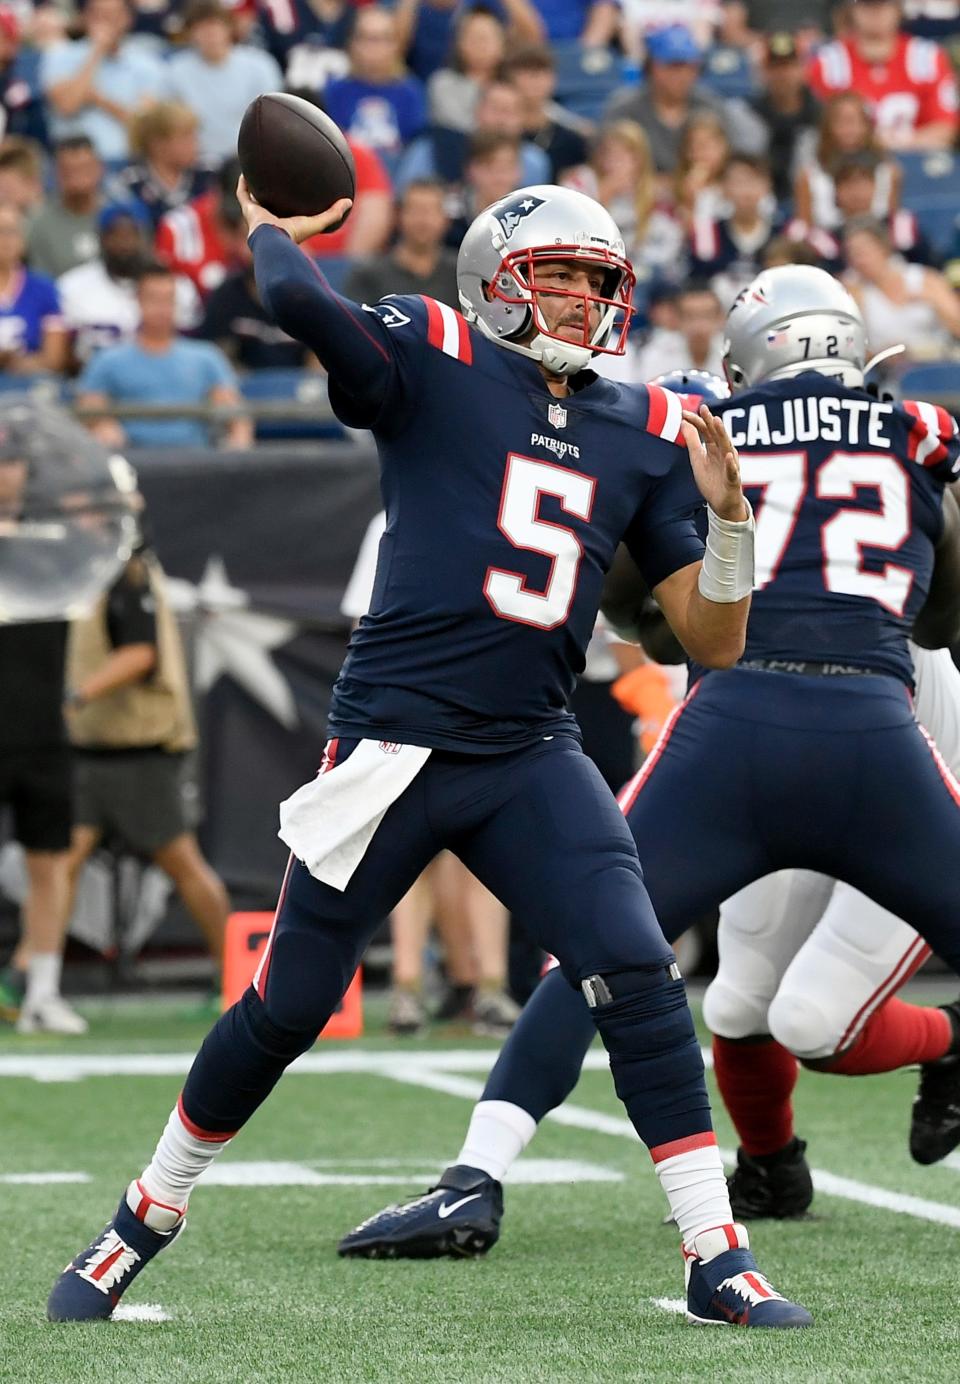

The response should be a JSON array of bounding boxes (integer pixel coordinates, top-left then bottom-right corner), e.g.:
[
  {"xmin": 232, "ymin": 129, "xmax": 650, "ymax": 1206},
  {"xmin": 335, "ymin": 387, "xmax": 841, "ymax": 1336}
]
[
  {"xmin": 336, "ymin": 276, "xmax": 960, "ymax": 1257},
  {"xmin": 47, "ymin": 186, "xmax": 810, "ymax": 1329}
]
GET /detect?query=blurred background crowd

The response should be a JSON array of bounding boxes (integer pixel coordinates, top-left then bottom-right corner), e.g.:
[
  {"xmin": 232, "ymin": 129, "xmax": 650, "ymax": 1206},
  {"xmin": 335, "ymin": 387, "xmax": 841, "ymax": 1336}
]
[{"xmin": 1, "ymin": 0, "xmax": 960, "ymax": 1039}]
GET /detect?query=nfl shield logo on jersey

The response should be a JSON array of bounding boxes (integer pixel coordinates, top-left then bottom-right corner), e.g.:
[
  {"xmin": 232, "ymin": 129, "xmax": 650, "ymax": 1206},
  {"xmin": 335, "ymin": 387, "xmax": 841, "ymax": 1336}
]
[{"xmin": 548, "ymin": 402, "xmax": 567, "ymax": 430}]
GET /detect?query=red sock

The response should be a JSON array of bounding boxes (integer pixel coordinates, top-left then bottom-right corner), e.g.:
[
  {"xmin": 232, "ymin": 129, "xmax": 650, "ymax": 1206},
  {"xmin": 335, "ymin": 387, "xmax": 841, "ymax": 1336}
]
[
  {"xmin": 819, "ymin": 998, "xmax": 952, "ymax": 1075},
  {"xmin": 712, "ymin": 1035, "xmax": 798, "ymax": 1156}
]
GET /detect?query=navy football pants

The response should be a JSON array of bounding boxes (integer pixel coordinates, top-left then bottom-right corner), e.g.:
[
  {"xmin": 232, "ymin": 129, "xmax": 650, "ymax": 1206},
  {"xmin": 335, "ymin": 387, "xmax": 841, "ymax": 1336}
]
[
  {"xmin": 482, "ymin": 667, "xmax": 960, "ymax": 1121},
  {"xmin": 181, "ymin": 733, "xmax": 713, "ymax": 1152}
]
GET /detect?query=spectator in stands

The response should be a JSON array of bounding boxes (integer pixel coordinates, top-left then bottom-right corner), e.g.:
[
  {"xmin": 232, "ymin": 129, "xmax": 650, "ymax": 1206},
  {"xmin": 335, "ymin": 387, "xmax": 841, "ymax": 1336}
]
[
  {"xmin": 789, "ymin": 153, "xmax": 935, "ymax": 270},
  {"xmin": 0, "ymin": 203, "xmax": 67, "ymax": 375},
  {"xmin": 530, "ymin": 0, "xmax": 620, "ymax": 44},
  {"xmin": 672, "ymin": 111, "xmax": 731, "ymax": 227},
  {"xmin": 346, "ymin": 177, "xmax": 458, "ymax": 306},
  {"xmin": 77, "ymin": 263, "xmax": 251, "ymax": 449},
  {"xmin": 324, "ymin": 7, "xmax": 427, "ymax": 162},
  {"xmin": 167, "ymin": 2, "xmax": 284, "ymax": 167},
  {"xmin": 0, "ymin": 137, "xmax": 45, "ymax": 219},
  {"xmin": 501, "ymin": 42, "xmax": 589, "ymax": 179},
  {"xmin": 606, "ymin": 23, "xmax": 767, "ymax": 174},
  {"xmin": 399, "ymin": 0, "xmax": 544, "ymax": 82},
  {"xmin": 427, "ymin": 6, "xmax": 505, "ymax": 132},
  {"xmin": 808, "ymin": 0, "xmax": 958, "ymax": 150},
  {"xmin": 42, "ymin": 0, "xmax": 170, "ymax": 162},
  {"xmin": 397, "ymin": 77, "xmax": 549, "ymax": 188},
  {"xmin": 65, "ymin": 543, "xmax": 229, "ymax": 985},
  {"xmin": 690, "ymin": 152, "xmax": 779, "ymax": 308},
  {"xmin": 443, "ymin": 129, "xmax": 524, "ymax": 243},
  {"xmin": 59, "ymin": 203, "xmax": 200, "ymax": 366},
  {"xmin": 631, "ymin": 278, "xmax": 725, "ymax": 378},
  {"xmin": 109, "ymin": 103, "xmax": 208, "ymax": 230},
  {"xmin": 721, "ymin": 0, "xmax": 836, "ymax": 49},
  {"xmin": 155, "ymin": 157, "xmax": 244, "ymax": 297},
  {"xmin": 563, "ymin": 121, "xmax": 685, "ymax": 280},
  {"xmin": 843, "ymin": 216, "xmax": 960, "ymax": 362},
  {"xmin": 793, "ymin": 92, "xmax": 900, "ymax": 232},
  {"xmin": 750, "ymin": 32, "xmax": 820, "ymax": 205},
  {"xmin": 621, "ymin": 0, "xmax": 721, "ymax": 51},
  {"xmin": 28, "ymin": 137, "xmax": 104, "ymax": 280},
  {"xmin": 199, "ymin": 246, "xmax": 314, "ymax": 371},
  {"xmin": 258, "ymin": 0, "xmax": 355, "ymax": 71},
  {"xmin": 0, "ymin": 5, "xmax": 47, "ymax": 145}
]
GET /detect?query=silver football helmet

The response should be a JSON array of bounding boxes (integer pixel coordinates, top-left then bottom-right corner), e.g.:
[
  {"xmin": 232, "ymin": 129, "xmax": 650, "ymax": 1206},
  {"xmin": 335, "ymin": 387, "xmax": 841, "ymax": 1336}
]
[
  {"xmin": 723, "ymin": 265, "xmax": 867, "ymax": 390},
  {"xmin": 456, "ymin": 185, "xmax": 635, "ymax": 376}
]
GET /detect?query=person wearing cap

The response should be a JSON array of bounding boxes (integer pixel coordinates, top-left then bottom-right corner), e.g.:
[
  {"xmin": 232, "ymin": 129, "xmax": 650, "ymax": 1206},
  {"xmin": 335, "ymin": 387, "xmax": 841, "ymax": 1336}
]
[
  {"xmin": 750, "ymin": 33, "xmax": 820, "ymax": 204},
  {"xmin": 605, "ymin": 23, "xmax": 766, "ymax": 173},
  {"xmin": 0, "ymin": 5, "xmax": 47, "ymax": 146},
  {"xmin": 166, "ymin": 1, "xmax": 283, "ymax": 167},
  {"xmin": 0, "ymin": 203, "xmax": 67, "ymax": 376},
  {"xmin": 808, "ymin": 0, "xmax": 958, "ymax": 150},
  {"xmin": 41, "ymin": 0, "xmax": 170, "ymax": 162},
  {"xmin": 58, "ymin": 202, "xmax": 200, "ymax": 368},
  {"xmin": 28, "ymin": 137, "xmax": 105, "ymax": 280}
]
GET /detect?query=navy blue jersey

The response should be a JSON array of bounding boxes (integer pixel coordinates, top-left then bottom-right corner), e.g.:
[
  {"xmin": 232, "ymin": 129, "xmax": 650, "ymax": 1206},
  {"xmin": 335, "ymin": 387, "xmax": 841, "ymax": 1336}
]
[
  {"xmin": 716, "ymin": 375, "xmax": 960, "ymax": 684},
  {"xmin": 252, "ymin": 225, "xmax": 706, "ymax": 751}
]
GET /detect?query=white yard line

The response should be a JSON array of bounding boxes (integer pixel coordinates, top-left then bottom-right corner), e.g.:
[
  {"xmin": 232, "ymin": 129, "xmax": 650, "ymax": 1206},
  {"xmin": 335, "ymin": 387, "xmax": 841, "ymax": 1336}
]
[
  {"xmin": 111, "ymin": 1304, "xmax": 172, "ymax": 1323},
  {"xmin": 2, "ymin": 1046, "xmax": 955, "ymax": 1230},
  {"xmin": 0, "ymin": 1172, "xmax": 91, "ymax": 1185}
]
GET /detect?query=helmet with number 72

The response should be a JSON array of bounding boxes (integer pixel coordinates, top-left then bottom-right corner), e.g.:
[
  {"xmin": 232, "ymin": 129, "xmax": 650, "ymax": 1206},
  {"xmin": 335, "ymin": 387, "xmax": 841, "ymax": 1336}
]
[
  {"xmin": 456, "ymin": 184, "xmax": 636, "ymax": 378},
  {"xmin": 723, "ymin": 265, "xmax": 867, "ymax": 390}
]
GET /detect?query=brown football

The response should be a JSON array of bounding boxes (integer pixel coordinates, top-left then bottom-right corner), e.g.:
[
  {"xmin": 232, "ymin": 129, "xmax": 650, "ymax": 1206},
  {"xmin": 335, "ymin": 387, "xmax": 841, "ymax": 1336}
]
[{"xmin": 237, "ymin": 92, "xmax": 356, "ymax": 224}]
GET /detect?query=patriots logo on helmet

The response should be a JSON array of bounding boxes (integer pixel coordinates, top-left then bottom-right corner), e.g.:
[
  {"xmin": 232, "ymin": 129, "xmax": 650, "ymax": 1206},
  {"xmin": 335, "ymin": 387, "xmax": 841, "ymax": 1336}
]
[{"xmin": 494, "ymin": 195, "xmax": 546, "ymax": 241}]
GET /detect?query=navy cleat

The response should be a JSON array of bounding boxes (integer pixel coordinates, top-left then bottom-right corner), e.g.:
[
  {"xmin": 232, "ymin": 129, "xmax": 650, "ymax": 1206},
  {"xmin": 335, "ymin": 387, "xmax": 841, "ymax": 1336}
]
[
  {"xmin": 910, "ymin": 1000, "xmax": 960, "ymax": 1165},
  {"xmin": 684, "ymin": 1224, "xmax": 813, "ymax": 1328},
  {"xmin": 337, "ymin": 1163, "xmax": 502, "ymax": 1259},
  {"xmin": 47, "ymin": 1181, "xmax": 184, "ymax": 1322}
]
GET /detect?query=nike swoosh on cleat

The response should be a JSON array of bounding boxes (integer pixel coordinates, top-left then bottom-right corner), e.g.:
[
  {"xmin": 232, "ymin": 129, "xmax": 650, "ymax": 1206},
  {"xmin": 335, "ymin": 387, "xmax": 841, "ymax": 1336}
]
[{"xmin": 437, "ymin": 1193, "xmax": 483, "ymax": 1219}]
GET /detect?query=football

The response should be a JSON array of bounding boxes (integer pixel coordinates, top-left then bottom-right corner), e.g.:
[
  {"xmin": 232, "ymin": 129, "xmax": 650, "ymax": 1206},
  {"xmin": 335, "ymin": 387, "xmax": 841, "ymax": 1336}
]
[{"xmin": 237, "ymin": 92, "xmax": 356, "ymax": 224}]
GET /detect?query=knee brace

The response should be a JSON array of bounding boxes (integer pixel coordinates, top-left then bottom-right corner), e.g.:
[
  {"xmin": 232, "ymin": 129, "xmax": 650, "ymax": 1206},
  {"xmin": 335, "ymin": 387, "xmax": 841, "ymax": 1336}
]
[
  {"xmin": 767, "ymin": 987, "xmax": 841, "ymax": 1062},
  {"xmin": 583, "ymin": 964, "xmax": 712, "ymax": 1148},
  {"xmin": 702, "ymin": 976, "xmax": 772, "ymax": 1040}
]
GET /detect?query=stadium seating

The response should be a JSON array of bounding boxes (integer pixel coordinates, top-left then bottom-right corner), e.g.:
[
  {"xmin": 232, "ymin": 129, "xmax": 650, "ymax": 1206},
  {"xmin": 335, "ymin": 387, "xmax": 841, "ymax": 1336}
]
[
  {"xmin": 701, "ymin": 45, "xmax": 758, "ymax": 101},
  {"xmin": 896, "ymin": 152, "xmax": 960, "ymax": 256},
  {"xmin": 899, "ymin": 361, "xmax": 960, "ymax": 412},
  {"xmin": 238, "ymin": 367, "xmax": 345, "ymax": 441},
  {"xmin": 551, "ymin": 40, "xmax": 627, "ymax": 121}
]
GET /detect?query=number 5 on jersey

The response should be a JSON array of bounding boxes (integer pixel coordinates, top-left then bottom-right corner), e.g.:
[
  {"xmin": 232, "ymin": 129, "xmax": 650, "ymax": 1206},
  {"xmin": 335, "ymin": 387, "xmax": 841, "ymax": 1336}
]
[{"xmin": 484, "ymin": 454, "xmax": 596, "ymax": 629}]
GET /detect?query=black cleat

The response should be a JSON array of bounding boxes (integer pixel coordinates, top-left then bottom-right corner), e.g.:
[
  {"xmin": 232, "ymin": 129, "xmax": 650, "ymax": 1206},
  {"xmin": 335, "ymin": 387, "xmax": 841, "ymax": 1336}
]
[
  {"xmin": 337, "ymin": 1163, "xmax": 502, "ymax": 1260},
  {"xmin": 727, "ymin": 1138, "xmax": 814, "ymax": 1220},
  {"xmin": 910, "ymin": 1004, "xmax": 960, "ymax": 1165}
]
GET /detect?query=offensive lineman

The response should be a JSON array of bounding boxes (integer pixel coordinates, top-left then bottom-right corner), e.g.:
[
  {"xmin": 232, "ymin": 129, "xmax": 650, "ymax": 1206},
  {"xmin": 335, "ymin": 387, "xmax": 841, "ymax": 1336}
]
[
  {"xmin": 337, "ymin": 272, "xmax": 960, "ymax": 1256},
  {"xmin": 47, "ymin": 186, "xmax": 811, "ymax": 1329}
]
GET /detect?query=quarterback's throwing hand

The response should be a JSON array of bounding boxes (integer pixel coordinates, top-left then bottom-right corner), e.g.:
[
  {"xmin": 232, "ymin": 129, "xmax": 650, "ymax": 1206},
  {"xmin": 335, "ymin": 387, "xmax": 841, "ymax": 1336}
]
[
  {"xmin": 682, "ymin": 405, "xmax": 748, "ymax": 523},
  {"xmin": 236, "ymin": 175, "xmax": 353, "ymax": 246}
]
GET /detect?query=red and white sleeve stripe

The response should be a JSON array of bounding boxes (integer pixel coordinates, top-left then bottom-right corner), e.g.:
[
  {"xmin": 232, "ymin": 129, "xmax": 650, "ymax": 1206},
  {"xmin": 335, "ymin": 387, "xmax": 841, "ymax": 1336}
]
[
  {"xmin": 644, "ymin": 383, "xmax": 685, "ymax": 445},
  {"xmin": 903, "ymin": 399, "xmax": 960, "ymax": 470},
  {"xmin": 420, "ymin": 296, "xmax": 473, "ymax": 365}
]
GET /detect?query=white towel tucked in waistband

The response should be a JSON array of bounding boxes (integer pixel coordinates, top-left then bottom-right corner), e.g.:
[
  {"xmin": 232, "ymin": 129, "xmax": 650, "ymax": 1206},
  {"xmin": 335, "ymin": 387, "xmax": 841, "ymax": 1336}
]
[{"xmin": 278, "ymin": 738, "xmax": 431, "ymax": 891}]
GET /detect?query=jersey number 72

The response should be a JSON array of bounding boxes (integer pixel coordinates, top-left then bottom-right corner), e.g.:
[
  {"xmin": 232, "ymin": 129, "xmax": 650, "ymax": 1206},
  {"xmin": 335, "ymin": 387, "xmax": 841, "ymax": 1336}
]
[{"xmin": 740, "ymin": 450, "xmax": 914, "ymax": 616}]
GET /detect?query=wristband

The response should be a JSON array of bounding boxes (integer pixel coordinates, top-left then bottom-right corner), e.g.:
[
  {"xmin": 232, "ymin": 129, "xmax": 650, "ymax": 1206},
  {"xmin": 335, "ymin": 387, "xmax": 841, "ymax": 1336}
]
[{"xmin": 697, "ymin": 499, "xmax": 755, "ymax": 604}]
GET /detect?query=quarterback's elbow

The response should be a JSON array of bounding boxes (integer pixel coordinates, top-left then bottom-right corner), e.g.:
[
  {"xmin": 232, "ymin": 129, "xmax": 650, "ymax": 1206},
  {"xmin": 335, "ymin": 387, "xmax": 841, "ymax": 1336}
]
[{"xmin": 685, "ymin": 626, "xmax": 747, "ymax": 669}]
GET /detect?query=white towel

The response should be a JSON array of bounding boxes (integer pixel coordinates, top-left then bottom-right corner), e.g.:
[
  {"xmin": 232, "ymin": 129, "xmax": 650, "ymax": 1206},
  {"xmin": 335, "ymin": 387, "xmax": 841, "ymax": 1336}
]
[{"xmin": 278, "ymin": 738, "xmax": 431, "ymax": 891}]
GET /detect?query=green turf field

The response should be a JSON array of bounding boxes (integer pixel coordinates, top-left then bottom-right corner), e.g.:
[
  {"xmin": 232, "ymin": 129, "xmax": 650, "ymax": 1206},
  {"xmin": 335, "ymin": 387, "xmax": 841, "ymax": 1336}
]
[{"xmin": 3, "ymin": 991, "xmax": 960, "ymax": 1384}]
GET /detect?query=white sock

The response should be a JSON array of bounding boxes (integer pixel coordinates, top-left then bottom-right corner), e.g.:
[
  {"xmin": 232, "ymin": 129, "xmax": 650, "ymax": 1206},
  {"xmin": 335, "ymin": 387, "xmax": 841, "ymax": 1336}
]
[
  {"xmin": 134, "ymin": 1102, "xmax": 232, "ymax": 1228},
  {"xmin": 653, "ymin": 1141, "xmax": 735, "ymax": 1252},
  {"xmin": 25, "ymin": 953, "xmax": 62, "ymax": 1006},
  {"xmin": 455, "ymin": 1099, "xmax": 537, "ymax": 1182}
]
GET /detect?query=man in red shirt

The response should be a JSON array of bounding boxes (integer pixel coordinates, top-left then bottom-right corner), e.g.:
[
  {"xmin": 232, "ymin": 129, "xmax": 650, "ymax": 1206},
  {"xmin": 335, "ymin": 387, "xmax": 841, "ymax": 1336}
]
[
  {"xmin": 808, "ymin": 0, "xmax": 958, "ymax": 150},
  {"xmin": 156, "ymin": 143, "xmax": 392, "ymax": 296}
]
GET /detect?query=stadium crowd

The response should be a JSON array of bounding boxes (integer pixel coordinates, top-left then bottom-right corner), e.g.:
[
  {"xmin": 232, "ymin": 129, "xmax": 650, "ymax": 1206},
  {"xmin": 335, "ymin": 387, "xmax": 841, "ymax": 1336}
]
[
  {"xmin": 3, "ymin": 0, "xmax": 960, "ymax": 1038},
  {"xmin": 0, "ymin": 0, "xmax": 958, "ymax": 444}
]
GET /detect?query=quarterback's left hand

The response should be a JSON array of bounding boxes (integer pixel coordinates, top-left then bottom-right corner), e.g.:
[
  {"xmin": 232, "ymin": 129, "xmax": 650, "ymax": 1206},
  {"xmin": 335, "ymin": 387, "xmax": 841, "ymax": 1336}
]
[{"xmin": 682, "ymin": 405, "xmax": 748, "ymax": 523}]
